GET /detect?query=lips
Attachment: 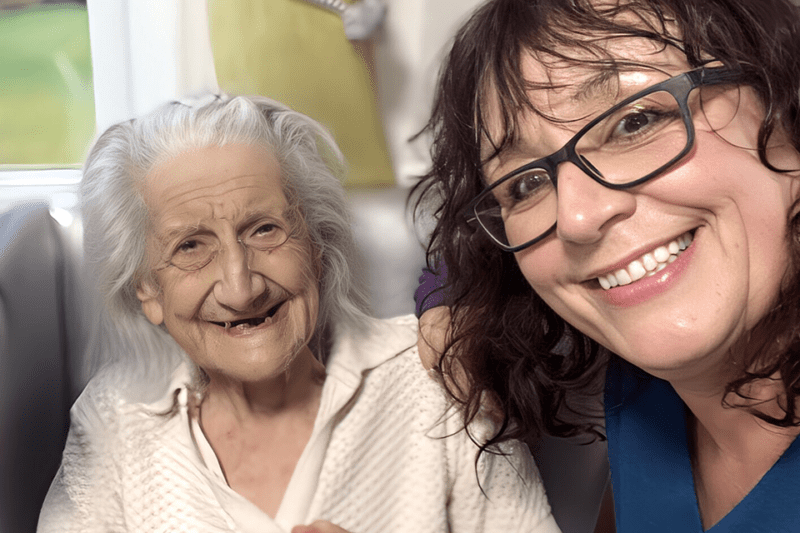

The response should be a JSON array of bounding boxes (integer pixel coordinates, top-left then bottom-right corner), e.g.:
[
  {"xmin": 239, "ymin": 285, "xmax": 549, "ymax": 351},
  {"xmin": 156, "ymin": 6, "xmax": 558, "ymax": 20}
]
[
  {"xmin": 210, "ymin": 300, "xmax": 285, "ymax": 330},
  {"xmin": 596, "ymin": 231, "xmax": 694, "ymax": 290}
]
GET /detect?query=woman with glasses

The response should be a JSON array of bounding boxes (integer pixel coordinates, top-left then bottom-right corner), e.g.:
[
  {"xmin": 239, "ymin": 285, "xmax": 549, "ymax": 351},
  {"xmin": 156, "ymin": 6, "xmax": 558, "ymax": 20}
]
[
  {"xmin": 38, "ymin": 95, "xmax": 560, "ymax": 533},
  {"xmin": 413, "ymin": 0, "xmax": 800, "ymax": 531}
]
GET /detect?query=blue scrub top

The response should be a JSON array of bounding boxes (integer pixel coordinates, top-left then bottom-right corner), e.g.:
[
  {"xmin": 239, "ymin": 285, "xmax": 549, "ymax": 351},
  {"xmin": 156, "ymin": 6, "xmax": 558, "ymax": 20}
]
[{"xmin": 604, "ymin": 356, "xmax": 800, "ymax": 532}]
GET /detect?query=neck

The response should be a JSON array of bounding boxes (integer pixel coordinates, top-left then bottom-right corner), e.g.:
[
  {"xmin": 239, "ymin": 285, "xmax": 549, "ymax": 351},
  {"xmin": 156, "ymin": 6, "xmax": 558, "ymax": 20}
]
[
  {"xmin": 197, "ymin": 347, "xmax": 326, "ymax": 519},
  {"xmin": 673, "ymin": 359, "xmax": 800, "ymax": 530},
  {"xmin": 679, "ymin": 384, "xmax": 796, "ymax": 457},
  {"xmin": 648, "ymin": 312, "xmax": 800, "ymax": 528},
  {"xmin": 664, "ymin": 338, "xmax": 799, "ymax": 463},
  {"xmin": 202, "ymin": 347, "xmax": 326, "ymax": 422}
]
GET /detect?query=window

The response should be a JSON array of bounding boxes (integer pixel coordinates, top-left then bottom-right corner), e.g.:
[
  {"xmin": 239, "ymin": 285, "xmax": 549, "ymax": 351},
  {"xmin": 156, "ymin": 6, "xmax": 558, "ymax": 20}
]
[{"xmin": 0, "ymin": 1, "xmax": 94, "ymax": 167}]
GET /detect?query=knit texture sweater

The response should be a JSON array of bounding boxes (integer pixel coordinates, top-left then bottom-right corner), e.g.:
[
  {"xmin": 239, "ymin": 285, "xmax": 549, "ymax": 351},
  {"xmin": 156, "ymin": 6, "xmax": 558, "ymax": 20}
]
[{"xmin": 38, "ymin": 314, "xmax": 559, "ymax": 533}]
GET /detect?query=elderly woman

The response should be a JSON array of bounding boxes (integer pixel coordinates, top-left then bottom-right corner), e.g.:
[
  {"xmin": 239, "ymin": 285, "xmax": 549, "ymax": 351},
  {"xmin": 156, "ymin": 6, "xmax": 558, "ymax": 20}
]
[
  {"xmin": 414, "ymin": 0, "xmax": 800, "ymax": 531},
  {"xmin": 37, "ymin": 96, "xmax": 559, "ymax": 533}
]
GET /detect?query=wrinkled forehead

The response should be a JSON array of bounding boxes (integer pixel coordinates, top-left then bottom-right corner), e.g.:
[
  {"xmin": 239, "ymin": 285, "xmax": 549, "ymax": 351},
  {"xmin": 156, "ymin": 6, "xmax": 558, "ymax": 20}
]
[{"xmin": 478, "ymin": 35, "xmax": 691, "ymax": 165}]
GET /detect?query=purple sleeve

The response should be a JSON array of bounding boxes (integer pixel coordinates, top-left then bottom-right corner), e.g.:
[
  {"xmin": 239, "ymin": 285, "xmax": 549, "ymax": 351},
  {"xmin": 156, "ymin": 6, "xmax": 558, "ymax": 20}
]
[{"xmin": 414, "ymin": 262, "xmax": 449, "ymax": 317}]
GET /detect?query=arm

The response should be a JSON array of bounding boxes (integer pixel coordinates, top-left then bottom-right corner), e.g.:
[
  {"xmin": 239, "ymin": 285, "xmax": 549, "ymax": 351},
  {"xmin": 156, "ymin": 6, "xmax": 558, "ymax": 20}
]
[
  {"xmin": 418, "ymin": 305, "xmax": 451, "ymax": 370},
  {"xmin": 419, "ymin": 265, "xmax": 558, "ymax": 530},
  {"xmin": 37, "ymin": 383, "xmax": 122, "ymax": 533},
  {"xmin": 446, "ymin": 416, "xmax": 562, "ymax": 533},
  {"xmin": 415, "ymin": 264, "xmax": 452, "ymax": 370}
]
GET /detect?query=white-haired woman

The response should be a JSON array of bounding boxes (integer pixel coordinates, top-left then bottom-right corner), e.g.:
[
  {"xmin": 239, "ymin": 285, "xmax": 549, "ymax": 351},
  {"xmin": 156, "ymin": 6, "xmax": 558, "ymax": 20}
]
[{"xmin": 37, "ymin": 95, "xmax": 560, "ymax": 533}]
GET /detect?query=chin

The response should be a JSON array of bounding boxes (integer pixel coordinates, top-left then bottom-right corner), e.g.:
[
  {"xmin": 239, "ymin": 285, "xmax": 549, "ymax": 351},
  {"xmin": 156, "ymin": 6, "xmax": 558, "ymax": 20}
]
[{"xmin": 613, "ymin": 331, "xmax": 736, "ymax": 379}]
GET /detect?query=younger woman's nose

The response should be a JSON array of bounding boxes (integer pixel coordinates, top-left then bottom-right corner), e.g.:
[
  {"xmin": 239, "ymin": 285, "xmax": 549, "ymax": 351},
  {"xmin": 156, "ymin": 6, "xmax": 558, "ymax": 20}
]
[{"xmin": 554, "ymin": 162, "xmax": 637, "ymax": 245}]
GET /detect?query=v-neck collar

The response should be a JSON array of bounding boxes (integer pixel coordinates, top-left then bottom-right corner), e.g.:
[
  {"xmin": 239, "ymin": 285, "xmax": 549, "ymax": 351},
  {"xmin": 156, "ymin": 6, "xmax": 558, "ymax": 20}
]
[
  {"xmin": 605, "ymin": 356, "xmax": 800, "ymax": 532},
  {"xmin": 161, "ymin": 315, "xmax": 419, "ymax": 532}
]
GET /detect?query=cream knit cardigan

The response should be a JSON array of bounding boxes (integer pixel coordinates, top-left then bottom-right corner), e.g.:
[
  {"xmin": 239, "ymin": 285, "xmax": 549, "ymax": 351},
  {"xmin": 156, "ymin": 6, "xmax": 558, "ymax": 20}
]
[{"xmin": 38, "ymin": 315, "xmax": 560, "ymax": 533}]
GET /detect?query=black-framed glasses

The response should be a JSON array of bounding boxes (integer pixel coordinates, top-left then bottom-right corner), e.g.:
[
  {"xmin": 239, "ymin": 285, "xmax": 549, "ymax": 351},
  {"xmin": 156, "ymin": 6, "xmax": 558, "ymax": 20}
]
[
  {"xmin": 465, "ymin": 66, "xmax": 744, "ymax": 252},
  {"xmin": 156, "ymin": 220, "xmax": 294, "ymax": 272}
]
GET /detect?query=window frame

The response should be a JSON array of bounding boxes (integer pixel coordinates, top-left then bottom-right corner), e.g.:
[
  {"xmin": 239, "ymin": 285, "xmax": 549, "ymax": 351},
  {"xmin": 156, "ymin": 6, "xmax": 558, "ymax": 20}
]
[{"xmin": 0, "ymin": 0, "xmax": 217, "ymax": 220}]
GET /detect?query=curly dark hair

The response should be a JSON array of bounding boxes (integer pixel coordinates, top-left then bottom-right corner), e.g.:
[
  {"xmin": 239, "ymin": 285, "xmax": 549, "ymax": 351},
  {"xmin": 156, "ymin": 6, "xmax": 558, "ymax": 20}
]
[{"xmin": 412, "ymin": 0, "xmax": 800, "ymax": 450}]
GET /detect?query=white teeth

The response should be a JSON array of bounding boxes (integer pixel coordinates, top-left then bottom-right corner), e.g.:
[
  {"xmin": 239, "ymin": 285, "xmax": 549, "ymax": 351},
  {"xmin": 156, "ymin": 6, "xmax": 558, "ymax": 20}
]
[
  {"xmin": 642, "ymin": 253, "xmax": 658, "ymax": 271},
  {"xmin": 668, "ymin": 241, "xmax": 679, "ymax": 255},
  {"xmin": 615, "ymin": 269, "xmax": 632, "ymax": 285},
  {"xmin": 627, "ymin": 260, "xmax": 647, "ymax": 282},
  {"xmin": 653, "ymin": 246, "xmax": 670, "ymax": 263},
  {"xmin": 596, "ymin": 231, "xmax": 693, "ymax": 290}
]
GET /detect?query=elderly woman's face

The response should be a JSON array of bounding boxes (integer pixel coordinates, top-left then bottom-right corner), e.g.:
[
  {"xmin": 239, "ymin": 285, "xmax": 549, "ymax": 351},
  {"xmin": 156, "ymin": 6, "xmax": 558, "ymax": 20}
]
[
  {"xmin": 484, "ymin": 41, "xmax": 800, "ymax": 381},
  {"xmin": 136, "ymin": 144, "xmax": 319, "ymax": 384}
]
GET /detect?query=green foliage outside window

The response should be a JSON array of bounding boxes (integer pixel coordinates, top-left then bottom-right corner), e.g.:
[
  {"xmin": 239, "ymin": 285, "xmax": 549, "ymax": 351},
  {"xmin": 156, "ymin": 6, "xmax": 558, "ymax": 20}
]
[{"xmin": 0, "ymin": 3, "xmax": 95, "ymax": 166}]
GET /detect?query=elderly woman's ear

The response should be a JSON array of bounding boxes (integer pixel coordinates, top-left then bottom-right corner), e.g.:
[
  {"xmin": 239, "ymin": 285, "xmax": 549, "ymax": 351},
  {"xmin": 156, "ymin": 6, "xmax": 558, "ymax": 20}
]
[{"xmin": 136, "ymin": 281, "xmax": 164, "ymax": 326}]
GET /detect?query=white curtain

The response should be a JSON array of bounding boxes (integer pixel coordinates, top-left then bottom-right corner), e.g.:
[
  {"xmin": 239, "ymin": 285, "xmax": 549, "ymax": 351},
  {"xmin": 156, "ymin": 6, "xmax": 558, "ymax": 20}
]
[
  {"xmin": 86, "ymin": 0, "xmax": 219, "ymax": 134},
  {"xmin": 84, "ymin": 0, "xmax": 483, "ymax": 186},
  {"xmin": 374, "ymin": 0, "xmax": 484, "ymax": 187}
]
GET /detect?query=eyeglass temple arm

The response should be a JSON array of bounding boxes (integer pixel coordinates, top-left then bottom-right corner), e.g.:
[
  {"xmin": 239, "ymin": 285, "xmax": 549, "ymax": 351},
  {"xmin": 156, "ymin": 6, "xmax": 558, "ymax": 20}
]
[{"xmin": 690, "ymin": 66, "xmax": 745, "ymax": 86}]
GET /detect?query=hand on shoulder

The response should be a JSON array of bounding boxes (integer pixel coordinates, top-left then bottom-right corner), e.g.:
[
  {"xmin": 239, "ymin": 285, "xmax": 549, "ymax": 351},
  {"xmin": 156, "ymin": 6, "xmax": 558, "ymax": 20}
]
[{"xmin": 417, "ymin": 306, "xmax": 452, "ymax": 370}]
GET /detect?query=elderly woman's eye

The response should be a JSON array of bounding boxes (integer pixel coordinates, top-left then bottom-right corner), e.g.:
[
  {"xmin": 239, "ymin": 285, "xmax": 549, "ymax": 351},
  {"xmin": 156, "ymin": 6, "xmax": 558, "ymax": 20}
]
[
  {"xmin": 176, "ymin": 240, "xmax": 200, "ymax": 254},
  {"xmin": 254, "ymin": 223, "xmax": 279, "ymax": 235},
  {"xmin": 172, "ymin": 237, "xmax": 214, "ymax": 259},
  {"xmin": 248, "ymin": 221, "xmax": 288, "ymax": 249}
]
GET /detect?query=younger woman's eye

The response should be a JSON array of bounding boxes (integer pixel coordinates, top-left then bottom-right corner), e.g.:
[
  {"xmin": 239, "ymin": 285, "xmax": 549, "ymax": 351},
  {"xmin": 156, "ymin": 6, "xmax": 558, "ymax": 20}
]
[
  {"xmin": 616, "ymin": 110, "xmax": 653, "ymax": 135},
  {"xmin": 604, "ymin": 101, "xmax": 680, "ymax": 144},
  {"xmin": 506, "ymin": 169, "xmax": 550, "ymax": 203}
]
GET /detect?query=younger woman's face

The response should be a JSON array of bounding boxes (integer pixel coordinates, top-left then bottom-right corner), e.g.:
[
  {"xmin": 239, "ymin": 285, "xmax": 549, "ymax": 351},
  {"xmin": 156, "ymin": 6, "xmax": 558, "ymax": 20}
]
[{"xmin": 483, "ymin": 42, "xmax": 800, "ymax": 383}]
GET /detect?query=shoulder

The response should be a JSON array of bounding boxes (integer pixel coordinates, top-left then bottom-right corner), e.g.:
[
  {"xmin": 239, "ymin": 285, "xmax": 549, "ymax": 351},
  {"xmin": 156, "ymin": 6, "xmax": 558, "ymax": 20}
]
[
  {"xmin": 351, "ymin": 315, "xmax": 442, "ymax": 404},
  {"xmin": 326, "ymin": 314, "xmax": 454, "ymax": 430},
  {"xmin": 68, "ymin": 366, "xmax": 127, "ymax": 437},
  {"xmin": 327, "ymin": 313, "xmax": 419, "ymax": 376},
  {"xmin": 364, "ymin": 342, "xmax": 447, "ymax": 418},
  {"xmin": 65, "ymin": 361, "xmax": 193, "ymax": 466},
  {"xmin": 45, "ymin": 362, "xmax": 198, "ymax": 523}
]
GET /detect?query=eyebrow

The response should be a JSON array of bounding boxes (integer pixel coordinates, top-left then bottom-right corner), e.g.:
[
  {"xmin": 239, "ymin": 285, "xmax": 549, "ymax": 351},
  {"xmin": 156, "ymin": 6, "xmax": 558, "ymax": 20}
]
[
  {"xmin": 155, "ymin": 224, "xmax": 204, "ymax": 248},
  {"xmin": 568, "ymin": 69, "xmax": 620, "ymax": 105},
  {"xmin": 155, "ymin": 207, "xmax": 289, "ymax": 245},
  {"xmin": 484, "ymin": 71, "xmax": 621, "ymax": 171}
]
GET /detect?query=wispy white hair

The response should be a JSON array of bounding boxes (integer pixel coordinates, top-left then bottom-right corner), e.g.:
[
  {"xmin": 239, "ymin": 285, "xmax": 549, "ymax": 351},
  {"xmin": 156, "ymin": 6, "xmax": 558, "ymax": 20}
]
[{"xmin": 81, "ymin": 95, "xmax": 370, "ymax": 395}]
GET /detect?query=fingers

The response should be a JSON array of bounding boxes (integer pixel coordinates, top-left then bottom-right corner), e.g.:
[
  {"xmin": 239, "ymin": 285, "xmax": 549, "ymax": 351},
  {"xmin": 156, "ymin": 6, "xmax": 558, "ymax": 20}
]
[
  {"xmin": 417, "ymin": 306, "xmax": 452, "ymax": 369},
  {"xmin": 417, "ymin": 306, "xmax": 474, "ymax": 403},
  {"xmin": 291, "ymin": 520, "xmax": 353, "ymax": 533}
]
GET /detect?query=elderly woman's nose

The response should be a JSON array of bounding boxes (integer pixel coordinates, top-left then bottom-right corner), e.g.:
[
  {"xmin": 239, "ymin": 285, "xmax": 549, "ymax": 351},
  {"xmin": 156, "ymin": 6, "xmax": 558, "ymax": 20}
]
[
  {"xmin": 554, "ymin": 162, "xmax": 637, "ymax": 244},
  {"xmin": 213, "ymin": 240, "xmax": 267, "ymax": 310}
]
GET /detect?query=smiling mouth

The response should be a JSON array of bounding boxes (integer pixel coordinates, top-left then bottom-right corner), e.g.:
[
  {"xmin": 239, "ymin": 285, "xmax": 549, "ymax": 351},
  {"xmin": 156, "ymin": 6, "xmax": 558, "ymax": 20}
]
[
  {"xmin": 211, "ymin": 300, "xmax": 285, "ymax": 330},
  {"xmin": 596, "ymin": 230, "xmax": 695, "ymax": 290}
]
